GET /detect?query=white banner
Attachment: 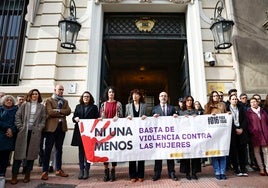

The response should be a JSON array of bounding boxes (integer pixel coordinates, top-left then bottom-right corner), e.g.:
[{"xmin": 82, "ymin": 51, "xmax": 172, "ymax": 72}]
[{"xmin": 79, "ymin": 114, "xmax": 232, "ymax": 162}]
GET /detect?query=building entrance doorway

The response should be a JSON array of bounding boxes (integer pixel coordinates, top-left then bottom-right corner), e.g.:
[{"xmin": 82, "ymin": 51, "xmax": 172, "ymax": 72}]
[{"xmin": 100, "ymin": 13, "xmax": 189, "ymax": 111}]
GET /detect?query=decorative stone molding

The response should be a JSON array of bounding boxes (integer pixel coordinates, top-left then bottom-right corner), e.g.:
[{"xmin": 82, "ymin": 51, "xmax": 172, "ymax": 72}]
[
  {"xmin": 169, "ymin": 0, "xmax": 192, "ymax": 4},
  {"xmin": 95, "ymin": 0, "xmax": 192, "ymax": 4},
  {"xmin": 95, "ymin": 0, "xmax": 122, "ymax": 4}
]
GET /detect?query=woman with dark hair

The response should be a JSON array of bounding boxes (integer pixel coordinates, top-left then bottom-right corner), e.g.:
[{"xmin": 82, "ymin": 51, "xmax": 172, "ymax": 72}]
[
  {"xmin": 194, "ymin": 101, "xmax": 204, "ymax": 115},
  {"xmin": 125, "ymin": 89, "xmax": 147, "ymax": 182},
  {"xmin": 179, "ymin": 95, "xmax": 201, "ymax": 180},
  {"xmin": 227, "ymin": 94, "xmax": 248, "ymax": 177},
  {"xmin": 99, "ymin": 86, "xmax": 123, "ymax": 182},
  {"xmin": 71, "ymin": 91, "xmax": 99, "ymax": 180},
  {"xmin": 246, "ymin": 97, "xmax": 268, "ymax": 176},
  {"xmin": 11, "ymin": 89, "xmax": 46, "ymax": 184},
  {"xmin": 204, "ymin": 91, "xmax": 227, "ymax": 180},
  {"xmin": 0, "ymin": 95, "xmax": 17, "ymax": 182}
]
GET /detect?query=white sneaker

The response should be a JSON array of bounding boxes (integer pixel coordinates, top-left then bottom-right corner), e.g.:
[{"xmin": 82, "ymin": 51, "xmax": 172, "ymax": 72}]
[
  {"xmin": 237, "ymin": 173, "xmax": 243, "ymax": 177},
  {"xmin": 242, "ymin": 173, "xmax": 248, "ymax": 177}
]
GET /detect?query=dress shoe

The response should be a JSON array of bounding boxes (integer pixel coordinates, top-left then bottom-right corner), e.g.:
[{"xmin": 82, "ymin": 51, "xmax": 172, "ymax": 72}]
[
  {"xmin": 170, "ymin": 172, "xmax": 178, "ymax": 181},
  {"xmin": 220, "ymin": 174, "xmax": 227, "ymax": 180},
  {"xmin": 41, "ymin": 172, "xmax": 48, "ymax": 180},
  {"xmin": 215, "ymin": 175, "xmax": 221, "ymax": 180},
  {"xmin": 55, "ymin": 170, "xmax": 69, "ymax": 177},
  {"xmin": 186, "ymin": 173, "xmax": 191, "ymax": 180},
  {"xmin": 130, "ymin": 178, "xmax": 137, "ymax": 182},
  {"xmin": 192, "ymin": 173, "xmax": 198, "ymax": 180},
  {"xmin": 152, "ymin": 174, "xmax": 160, "ymax": 181},
  {"xmin": 138, "ymin": 178, "xmax": 144, "ymax": 182}
]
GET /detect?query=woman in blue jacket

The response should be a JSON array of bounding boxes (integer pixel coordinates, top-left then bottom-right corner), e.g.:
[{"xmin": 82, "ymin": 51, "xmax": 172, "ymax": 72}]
[{"xmin": 0, "ymin": 95, "xmax": 18, "ymax": 177}]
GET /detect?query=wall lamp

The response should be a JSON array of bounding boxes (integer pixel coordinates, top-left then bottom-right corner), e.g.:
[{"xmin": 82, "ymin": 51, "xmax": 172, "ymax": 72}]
[
  {"xmin": 58, "ymin": 0, "xmax": 81, "ymax": 51},
  {"xmin": 210, "ymin": 0, "xmax": 234, "ymax": 50}
]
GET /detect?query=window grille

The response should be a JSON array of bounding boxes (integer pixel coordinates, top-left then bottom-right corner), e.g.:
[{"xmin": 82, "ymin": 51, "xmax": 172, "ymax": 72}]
[{"xmin": 0, "ymin": 0, "xmax": 28, "ymax": 86}]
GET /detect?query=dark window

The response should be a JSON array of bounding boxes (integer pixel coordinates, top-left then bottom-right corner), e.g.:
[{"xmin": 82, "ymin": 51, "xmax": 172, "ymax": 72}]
[{"xmin": 0, "ymin": 0, "xmax": 28, "ymax": 86}]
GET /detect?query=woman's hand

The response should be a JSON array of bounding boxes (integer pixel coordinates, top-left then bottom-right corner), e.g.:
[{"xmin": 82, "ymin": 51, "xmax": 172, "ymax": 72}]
[
  {"xmin": 236, "ymin": 128, "xmax": 243, "ymax": 135},
  {"xmin": 141, "ymin": 115, "xmax": 147, "ymax": 120},
  {"xmin": 113, "ymin": 116, "xmax": 118, "ymax": 122},
  {"xmin": 173, "ymin": 114, "xmax": 178, "ymax": 118},
  {"xmin": 74, "ymin": 117, "xmax": 80, "ymax": 122},
  {"xmin": 6, "ymin": 128, "xmax": 13, "ymax": 138},
  {"xmin": 153, "ymin": 114, "xmax": 159, "ymax": 118},
  {"xmin": 127, "ymin": 115, "xmax": 132, "ymax": 120}
]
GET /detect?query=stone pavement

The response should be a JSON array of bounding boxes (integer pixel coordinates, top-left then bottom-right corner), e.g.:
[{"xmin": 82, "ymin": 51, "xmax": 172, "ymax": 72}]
[{"xmin": 4, "ymin": 161, "xmax": 268, "ymax": 188}]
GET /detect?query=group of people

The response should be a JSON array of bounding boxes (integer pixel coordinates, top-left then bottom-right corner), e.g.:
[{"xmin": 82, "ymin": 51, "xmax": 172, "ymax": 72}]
[{"xmin": 1, "ymin": 86, "xmax": 268, "ymax": 185}]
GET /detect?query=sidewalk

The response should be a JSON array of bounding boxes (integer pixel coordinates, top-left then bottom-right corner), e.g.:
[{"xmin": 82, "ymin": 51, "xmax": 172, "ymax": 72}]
[{"xmin": 4, "ymin": 162, "xmax": 268, "ymax": 188}]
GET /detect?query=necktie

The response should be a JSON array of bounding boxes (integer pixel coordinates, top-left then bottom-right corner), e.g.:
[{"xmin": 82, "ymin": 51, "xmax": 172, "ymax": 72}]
[{"xmin": 162, "ymin": 105, "xmax": 166, "ymax": 116}]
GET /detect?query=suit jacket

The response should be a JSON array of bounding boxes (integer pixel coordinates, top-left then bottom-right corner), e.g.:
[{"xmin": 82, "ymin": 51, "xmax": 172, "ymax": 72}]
[
  {"xmin": 125, "ymin": 102, "xmax": 147, "ymax": 117},
  {"xmin": 226, "ymin": 105, "xmax": 248, "ymax": 146},
  {"xmin": 152, "ymin": 104, "xmax": 176, "ymax": 116},
  {"xmin": 44, "ymin": 97, "xmax": 71, "ymax": 132},
  {"xmin": 71, "ymin": 104, "xmax": 99, "ymax": 146}
]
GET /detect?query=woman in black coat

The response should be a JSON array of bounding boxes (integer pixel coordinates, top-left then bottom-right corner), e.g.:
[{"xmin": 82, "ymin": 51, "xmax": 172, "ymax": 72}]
[
  {"xmin": 71, "ymin": 91, "xmax": 99, "ymax": 179},
  {"xmin": 227, "ymin": 94, "xmax": 248, "ymax": 176}
]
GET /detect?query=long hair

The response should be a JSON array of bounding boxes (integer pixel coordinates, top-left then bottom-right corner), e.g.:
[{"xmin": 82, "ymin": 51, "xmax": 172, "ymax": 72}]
[
  {"xmin": 181, "ymin": 95, "xmax": 194, "ymax": 110},
  {"xmin": 129, "ymin": 89, "xmax": 145, "ymax": 103},
  {"xmin": 26, "ymin": 89, "xmax": 42, "ymax": 103},
  {"xmin": 103, "ymin": 86, "xmax": 118, "ymax": 101},
  {"xmin": 79, "ymin": 91, "xmax": 95, "ymax": 105},
  {"xmin": 204, "ymin": 91, "xmax": 219, "ymax": 113}
]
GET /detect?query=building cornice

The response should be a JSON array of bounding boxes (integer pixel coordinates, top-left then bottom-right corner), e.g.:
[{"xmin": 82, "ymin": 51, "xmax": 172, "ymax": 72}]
[{"xmin": 95, "ymin": 0, "xmax": 192, "ymax": 4}]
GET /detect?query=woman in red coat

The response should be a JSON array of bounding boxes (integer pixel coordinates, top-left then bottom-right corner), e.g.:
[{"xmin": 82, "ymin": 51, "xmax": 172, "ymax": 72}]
[{"xmin": 246, "ymin": 97, "xmax": 268, "ymax": 176}]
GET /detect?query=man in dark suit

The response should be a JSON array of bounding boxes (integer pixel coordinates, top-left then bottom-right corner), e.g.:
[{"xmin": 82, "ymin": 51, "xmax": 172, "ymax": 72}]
[{"xmin": 151, "ymin": 91, "xmax": 178, "ymax": 181}]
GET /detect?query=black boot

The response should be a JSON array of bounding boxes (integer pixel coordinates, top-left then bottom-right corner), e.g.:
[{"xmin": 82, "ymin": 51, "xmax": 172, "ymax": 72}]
[
  {"xmin": 103, "ymin": 168, "xmax": 110, "ymax": 182},
  {"xmin": 110, "ymin": 168, "xmax": 115, "ymax": 182}
]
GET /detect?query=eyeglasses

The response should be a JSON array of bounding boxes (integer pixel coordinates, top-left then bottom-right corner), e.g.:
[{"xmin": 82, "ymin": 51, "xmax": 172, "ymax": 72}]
[{"xmin": 218, "ymin": 95, "xmax": 223, "ymax": 97}]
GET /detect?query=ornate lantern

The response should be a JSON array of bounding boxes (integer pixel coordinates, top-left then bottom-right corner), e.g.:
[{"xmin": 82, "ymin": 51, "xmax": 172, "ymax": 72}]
[
  {"xmin": 58, "ymin": 0, "xmax": 81, "ymax": 50},
  {"xmin": 210, "ymin": 0, "xmax": 234, "ymax": 50}
]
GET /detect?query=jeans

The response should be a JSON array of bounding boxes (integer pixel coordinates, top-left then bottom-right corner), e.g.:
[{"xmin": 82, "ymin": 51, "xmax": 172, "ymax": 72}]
[
  {"xmin": 42, "ymin": 122, "xmax": 65, "ymax": 172},
  {"xmin": 212, "ymin": 156, "xmax": 226, "ymax": 175}
]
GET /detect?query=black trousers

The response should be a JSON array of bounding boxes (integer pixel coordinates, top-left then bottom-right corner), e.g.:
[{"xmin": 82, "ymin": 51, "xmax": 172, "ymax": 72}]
[
  {"xmin": 230, "ymin": 143, "xmax": 247, "ymax": 173},
  {"xmin": 129, "ymin": 161, "xmax": 145, "ymax": 179},
  {"xmin": 154, "ymin": 159, "xmax": 175, "ymax": 176}
]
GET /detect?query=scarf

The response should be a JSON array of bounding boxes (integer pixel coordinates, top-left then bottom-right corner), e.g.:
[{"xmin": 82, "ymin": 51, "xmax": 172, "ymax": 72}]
[
  {"xmin": 52, "ymin": 94, "xmax": 64, "ymax": 109},
  {"xmin": 251, "ymin": 106, "xmax": 261, "ymax": 119}
]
